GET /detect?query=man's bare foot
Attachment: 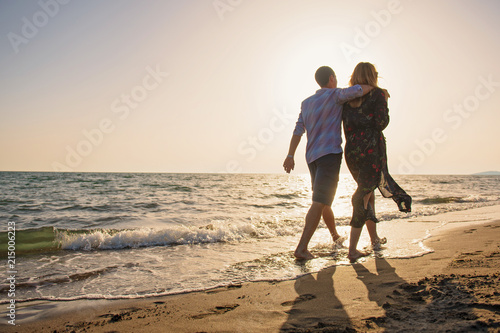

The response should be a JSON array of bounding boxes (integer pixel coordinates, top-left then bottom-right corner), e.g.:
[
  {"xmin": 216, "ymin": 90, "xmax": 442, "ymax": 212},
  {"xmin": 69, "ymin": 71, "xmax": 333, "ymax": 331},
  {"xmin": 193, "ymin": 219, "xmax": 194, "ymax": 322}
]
[
  {"xmin": 331, "ymin": 233, "xmax": 341, "ymax": 241},
  {"xmin": 294, "ymin": 248, "xmax": 315, "ymax": 260},
  {"xmin": 348, "ymin": 250, "xmax": 370, "ymax": 263},
  {"xmin": 332, "ymin": 234, "xmax": 346, "ymax": 247}
]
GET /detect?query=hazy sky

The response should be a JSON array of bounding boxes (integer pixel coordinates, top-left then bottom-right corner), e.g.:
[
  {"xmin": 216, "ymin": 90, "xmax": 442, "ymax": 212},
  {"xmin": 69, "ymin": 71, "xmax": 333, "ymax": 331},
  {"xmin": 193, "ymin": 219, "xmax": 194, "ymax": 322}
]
[{"xmin": 1, "ymin": 0, "xmax": 499, "ymax": 174}]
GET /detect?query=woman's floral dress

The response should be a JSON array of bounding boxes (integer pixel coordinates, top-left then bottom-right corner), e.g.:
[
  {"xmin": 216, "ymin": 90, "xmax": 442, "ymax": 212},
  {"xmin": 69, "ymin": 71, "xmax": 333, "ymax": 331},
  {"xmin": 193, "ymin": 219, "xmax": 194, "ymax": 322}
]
[{"xmin": 342, "ymin": 88, "xmax": 412, "ymax": 228}]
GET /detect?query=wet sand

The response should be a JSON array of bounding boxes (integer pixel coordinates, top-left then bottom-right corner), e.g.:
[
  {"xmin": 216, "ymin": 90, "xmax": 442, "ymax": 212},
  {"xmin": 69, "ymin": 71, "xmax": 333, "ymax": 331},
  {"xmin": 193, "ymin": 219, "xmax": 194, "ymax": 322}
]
[{"xmin": 2, "ymin": 205, "xmax": 500, "ymax": 332}]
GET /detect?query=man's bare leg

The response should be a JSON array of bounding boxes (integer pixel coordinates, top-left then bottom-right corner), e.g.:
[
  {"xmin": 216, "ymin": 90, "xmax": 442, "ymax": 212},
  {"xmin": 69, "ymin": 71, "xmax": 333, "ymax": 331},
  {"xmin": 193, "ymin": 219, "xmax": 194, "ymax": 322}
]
[
  {"xmin": 322, "ymin": 206, "xmax": 342, "ymax": 242},
  {"xmin": 294, "ymin": 201, "xmax": 325, "ymax": 260}
]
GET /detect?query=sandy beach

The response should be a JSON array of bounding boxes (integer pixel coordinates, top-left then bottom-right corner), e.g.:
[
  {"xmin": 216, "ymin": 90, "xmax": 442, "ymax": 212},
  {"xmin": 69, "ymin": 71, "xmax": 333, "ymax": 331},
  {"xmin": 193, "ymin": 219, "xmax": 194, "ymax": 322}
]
[{"xmin": 3, "ymin": 205, "xmax": 500, "ymax": 332}]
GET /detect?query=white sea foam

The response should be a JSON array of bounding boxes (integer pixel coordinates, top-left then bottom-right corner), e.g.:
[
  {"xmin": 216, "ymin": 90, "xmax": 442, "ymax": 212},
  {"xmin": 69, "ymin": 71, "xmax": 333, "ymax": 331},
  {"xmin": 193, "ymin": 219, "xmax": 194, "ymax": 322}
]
[{"xmin": 57, "ymin": 223, "xmax": 259, "ymax": 251}]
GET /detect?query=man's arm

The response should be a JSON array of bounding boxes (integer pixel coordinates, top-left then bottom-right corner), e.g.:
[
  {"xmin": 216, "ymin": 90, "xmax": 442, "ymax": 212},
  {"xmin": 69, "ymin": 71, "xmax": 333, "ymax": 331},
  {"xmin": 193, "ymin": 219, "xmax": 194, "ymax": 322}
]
[
  {"xmin": 283, "ymin": 135, "xmax": 301, "ymax": 173},
  {"xmin": 337, "ymin": 84, "xmax": 372, "ymax": 104},
  {"xmin": 359, "ymin": 85, "xmax": 390, "ymax": 99},
  {"xmin": 338, "ymin": 85, "xmax": 389, "ymax": 104},
  {"xmin": 359, "ymin": 84, "xmax": 374, "ymax": 96}
]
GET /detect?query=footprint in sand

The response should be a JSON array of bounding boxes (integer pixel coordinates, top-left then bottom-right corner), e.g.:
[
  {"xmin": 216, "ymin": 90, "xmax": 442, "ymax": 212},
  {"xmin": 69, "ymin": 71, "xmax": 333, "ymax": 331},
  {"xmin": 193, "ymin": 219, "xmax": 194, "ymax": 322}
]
[
  {"xmin": 99, "ymin": 307, "xmax": 141, "ymax": 323},
  {"xmin": 191, "ymin": 304, "xmax": 240, "ymax": 319},
  {"xmin": 281, "ymin": 293, "xmax": 316, "ymax": 307}
]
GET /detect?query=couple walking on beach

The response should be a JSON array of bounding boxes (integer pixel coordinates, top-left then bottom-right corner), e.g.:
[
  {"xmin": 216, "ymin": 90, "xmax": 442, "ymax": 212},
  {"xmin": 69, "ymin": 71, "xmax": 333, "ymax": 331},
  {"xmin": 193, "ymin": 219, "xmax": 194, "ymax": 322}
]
[{"xmin": 283, "ymin": 62, "xmax": 412, "ymax": 262}]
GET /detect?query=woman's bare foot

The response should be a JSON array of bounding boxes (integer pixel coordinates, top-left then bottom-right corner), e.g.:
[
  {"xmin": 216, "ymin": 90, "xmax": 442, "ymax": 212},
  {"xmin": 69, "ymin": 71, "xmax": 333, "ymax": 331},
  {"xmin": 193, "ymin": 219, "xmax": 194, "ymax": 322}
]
[
  {"xmin": 371, "ymin": 237, "xmax": 387, "ymax": 251},
  {"xmin": 348, "ymin": 249, "xmax": 370, "ymax": 263},
  {"xmin": 294, "ymin": 248, "xmax": 315, "ymax": 260}
]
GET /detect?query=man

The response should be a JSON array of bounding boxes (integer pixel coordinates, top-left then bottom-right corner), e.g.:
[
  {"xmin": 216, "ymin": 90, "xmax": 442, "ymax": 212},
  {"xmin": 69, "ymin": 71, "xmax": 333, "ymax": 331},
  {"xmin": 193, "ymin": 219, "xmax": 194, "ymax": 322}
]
[{"xmin": 283, "ymin": 66, "xmax": 373, "ymax": 260}]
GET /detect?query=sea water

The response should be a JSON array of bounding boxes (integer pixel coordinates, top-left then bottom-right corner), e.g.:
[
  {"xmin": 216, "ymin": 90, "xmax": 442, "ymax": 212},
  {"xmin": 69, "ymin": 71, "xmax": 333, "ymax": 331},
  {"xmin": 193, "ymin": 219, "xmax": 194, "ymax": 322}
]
[{"xmin": 0, "ymin": 172, "xmax": 499, "ymax": 303}]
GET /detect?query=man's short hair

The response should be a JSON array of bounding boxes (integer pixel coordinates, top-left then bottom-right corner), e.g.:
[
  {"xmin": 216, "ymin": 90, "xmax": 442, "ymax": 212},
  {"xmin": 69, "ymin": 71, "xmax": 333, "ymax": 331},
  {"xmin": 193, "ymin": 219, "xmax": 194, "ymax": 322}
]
[{"xmin": 315, "ymin": 66, "xmax": 335, "ymax": 87}]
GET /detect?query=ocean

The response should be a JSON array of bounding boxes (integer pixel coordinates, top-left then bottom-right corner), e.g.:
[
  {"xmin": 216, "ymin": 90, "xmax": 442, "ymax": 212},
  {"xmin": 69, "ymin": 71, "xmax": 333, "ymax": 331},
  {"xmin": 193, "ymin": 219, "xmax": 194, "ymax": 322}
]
[{"xmin": 1, "ymin": 172, "xmax": 499, "ymax": 303}]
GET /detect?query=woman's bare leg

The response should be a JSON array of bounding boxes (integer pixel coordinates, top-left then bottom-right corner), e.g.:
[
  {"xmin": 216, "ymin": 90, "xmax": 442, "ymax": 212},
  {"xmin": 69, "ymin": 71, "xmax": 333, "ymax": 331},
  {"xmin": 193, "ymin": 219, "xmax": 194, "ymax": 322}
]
[
  {"xmin": 348, "ymin": 226, "xmax": 369, "ymax": 262},
  {"xmin": 363, "ymin": 192, "xmax": 380, "ymax": 242},
  {"xmin": 366, "ymin": 220, "xmax": 378, "ymax": 242}
]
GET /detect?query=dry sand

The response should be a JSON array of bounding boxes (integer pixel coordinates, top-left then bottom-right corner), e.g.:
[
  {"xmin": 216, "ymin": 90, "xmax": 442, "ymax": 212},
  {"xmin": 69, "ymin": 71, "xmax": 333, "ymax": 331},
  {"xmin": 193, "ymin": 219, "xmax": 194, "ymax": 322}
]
[{"xmin": 2, "ymin": 206, "xmax": 500, "ymax": 332}]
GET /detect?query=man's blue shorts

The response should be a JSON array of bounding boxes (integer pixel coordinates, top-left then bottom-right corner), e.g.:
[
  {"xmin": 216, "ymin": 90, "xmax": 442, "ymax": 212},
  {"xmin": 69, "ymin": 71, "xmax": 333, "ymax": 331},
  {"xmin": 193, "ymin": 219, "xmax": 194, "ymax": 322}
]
[{"xmin": 308, "ymin": 153, "xmax": 342, "ymax": 206}]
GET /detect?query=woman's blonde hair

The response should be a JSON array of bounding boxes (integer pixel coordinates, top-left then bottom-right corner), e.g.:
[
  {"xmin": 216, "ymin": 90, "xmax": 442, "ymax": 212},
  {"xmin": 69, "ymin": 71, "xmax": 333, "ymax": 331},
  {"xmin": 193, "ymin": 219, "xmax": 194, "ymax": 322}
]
[{"xmin": 349, "ymin": 62, "xmax": 379, "ymax": 87}]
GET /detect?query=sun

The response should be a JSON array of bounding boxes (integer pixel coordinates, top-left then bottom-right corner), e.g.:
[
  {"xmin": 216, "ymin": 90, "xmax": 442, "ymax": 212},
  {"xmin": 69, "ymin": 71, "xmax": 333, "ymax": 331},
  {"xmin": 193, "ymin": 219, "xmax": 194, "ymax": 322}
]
[{"xmin": 273, "ymin": 42, "xmax": 354, "ymax": 107}]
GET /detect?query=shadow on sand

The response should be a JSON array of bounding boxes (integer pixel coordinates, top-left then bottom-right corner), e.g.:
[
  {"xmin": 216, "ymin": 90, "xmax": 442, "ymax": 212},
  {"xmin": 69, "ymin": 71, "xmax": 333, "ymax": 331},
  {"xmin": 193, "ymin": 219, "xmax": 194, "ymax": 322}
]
[
  {"xmin": 280, "ymin": 264, "xmax": 353, "ymax": 332},
  {"xmin": 280, "ymin": 257, "xmax": 491, "ymax": 332}
]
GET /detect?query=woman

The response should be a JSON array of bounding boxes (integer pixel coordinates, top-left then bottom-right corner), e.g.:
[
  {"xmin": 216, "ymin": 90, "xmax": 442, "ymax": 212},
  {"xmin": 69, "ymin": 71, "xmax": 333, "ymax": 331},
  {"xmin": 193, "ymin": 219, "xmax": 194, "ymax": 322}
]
[{"xmin": 342, "ymin": 62, "xmax": 412, "ymax": 263}]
